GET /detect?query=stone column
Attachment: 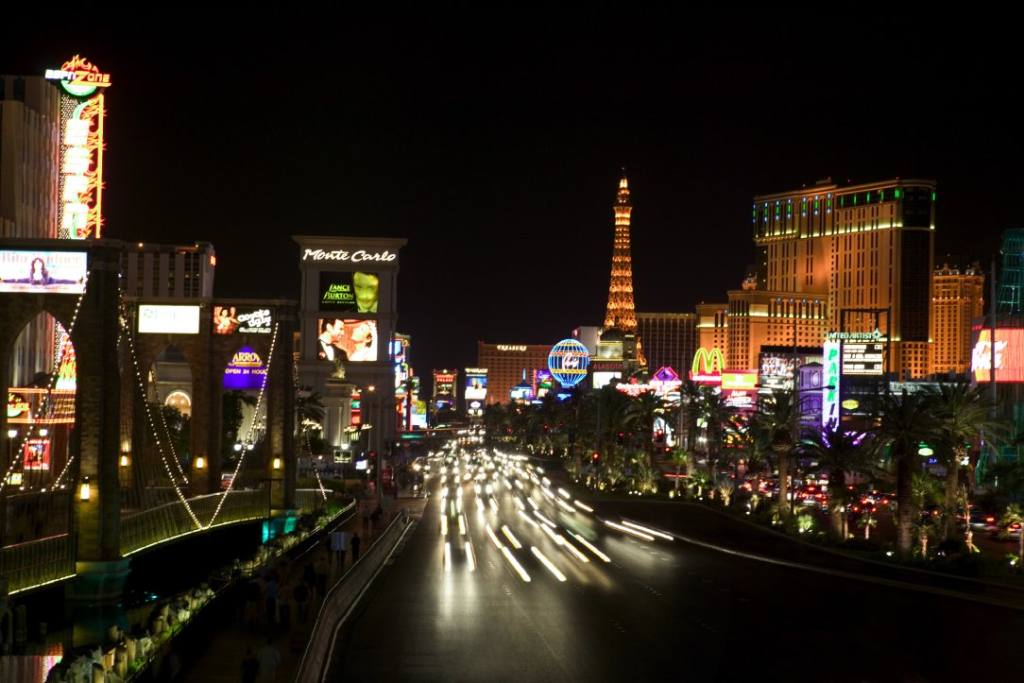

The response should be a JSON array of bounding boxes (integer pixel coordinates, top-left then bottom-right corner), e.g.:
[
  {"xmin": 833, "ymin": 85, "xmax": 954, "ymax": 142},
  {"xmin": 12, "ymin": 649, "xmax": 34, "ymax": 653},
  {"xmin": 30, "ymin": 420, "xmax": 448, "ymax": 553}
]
[
  {"xmin": 68, "ymin": 245, "xmax": 128, "ymax": 602},
  {"xmin": 189, "ymin": 338, "xmax": 212, "ymax": 495}
]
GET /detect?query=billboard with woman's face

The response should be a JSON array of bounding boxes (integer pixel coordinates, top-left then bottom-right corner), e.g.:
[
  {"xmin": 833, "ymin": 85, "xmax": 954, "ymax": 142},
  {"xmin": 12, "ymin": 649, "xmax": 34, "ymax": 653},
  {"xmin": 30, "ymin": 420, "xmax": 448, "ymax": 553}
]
[
  {"xmin": 0, "ymin": 250, "xmax": 87, "ymax": 294},
  {"xmin": 318, "ymin": 271, "xmax": 379, "ymax": 313}
]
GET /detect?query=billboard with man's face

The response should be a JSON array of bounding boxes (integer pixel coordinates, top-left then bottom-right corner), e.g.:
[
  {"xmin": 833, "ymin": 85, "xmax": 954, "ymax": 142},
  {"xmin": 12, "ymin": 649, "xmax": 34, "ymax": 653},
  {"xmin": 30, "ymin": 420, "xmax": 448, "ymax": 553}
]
[
  {"xmin": 317, "ymin": 319, "xmax": 379, "ymax": 363},
  {"xmin": 318, "ymin": 271, "xmax": 379, "ymax": 313}
]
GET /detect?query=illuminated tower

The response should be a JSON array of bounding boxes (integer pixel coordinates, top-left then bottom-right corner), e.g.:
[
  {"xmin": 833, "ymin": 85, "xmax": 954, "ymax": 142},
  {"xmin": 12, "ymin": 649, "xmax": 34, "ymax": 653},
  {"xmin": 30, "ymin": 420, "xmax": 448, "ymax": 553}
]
[{"xmin": 604, "ymin": 173, "xmax": 638, "ymax": 332}]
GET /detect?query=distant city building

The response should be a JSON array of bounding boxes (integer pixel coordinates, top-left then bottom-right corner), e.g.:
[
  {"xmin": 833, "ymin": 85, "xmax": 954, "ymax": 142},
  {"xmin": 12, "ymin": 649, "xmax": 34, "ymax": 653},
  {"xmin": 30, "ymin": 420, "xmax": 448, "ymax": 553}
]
[
  {"xmin": 931, "ymin": 263, "xmax": 984, "ymax": 376},
  {"xmin": 725, "ymin": 289, "xmax": 828, "ymax": 371},
  {"xmin": 476, "ymin": 342, "xmax": 551, "ymax": 405},
  {"xmin": 695, "ymin": 302, "xmax": 729, "ymax": 361},
  {"xmin": 636, "ymin": 312, "xmax": 696, "ymax": 374},
  {"xmin": 572, "ymin": 326, "xmax": 601, "ymax": 357},
  {"xmin": 753, "ymin": 178, "xmax": 936, "ymax": 378},
  {"xmin": 0, "ymin": 75, "xmax": 60, "ymax": 239},
  {"xmin": 122, "ymin": 242, "xmax": 217, "ymax": 300}
]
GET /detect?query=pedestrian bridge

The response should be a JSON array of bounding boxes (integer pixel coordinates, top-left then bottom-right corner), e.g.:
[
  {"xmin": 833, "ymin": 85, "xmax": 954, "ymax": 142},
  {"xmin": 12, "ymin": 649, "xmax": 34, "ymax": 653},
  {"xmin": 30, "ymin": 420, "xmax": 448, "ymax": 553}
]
[{"xmin": 0, "ymin": 488, "xmax": 341, "ymax": 595}]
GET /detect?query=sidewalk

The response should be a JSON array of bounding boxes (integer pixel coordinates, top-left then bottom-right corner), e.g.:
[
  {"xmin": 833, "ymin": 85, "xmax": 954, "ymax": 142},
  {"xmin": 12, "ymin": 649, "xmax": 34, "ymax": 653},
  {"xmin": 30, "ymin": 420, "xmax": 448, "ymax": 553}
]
[{"xmin": 178, "ymin": 495, "xmax": 426, "ymax": 683}]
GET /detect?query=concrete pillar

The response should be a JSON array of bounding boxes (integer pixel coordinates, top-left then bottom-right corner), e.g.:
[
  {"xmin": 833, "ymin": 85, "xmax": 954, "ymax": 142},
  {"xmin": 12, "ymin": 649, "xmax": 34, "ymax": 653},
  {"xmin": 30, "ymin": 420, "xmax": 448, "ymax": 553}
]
[
  {"xmin": 68, "ymin": 245, "xmax": 128, "ymax": 602},
  {"xmin": 190, "ymin": 342, "xmax": 212, "ymax": 494}
]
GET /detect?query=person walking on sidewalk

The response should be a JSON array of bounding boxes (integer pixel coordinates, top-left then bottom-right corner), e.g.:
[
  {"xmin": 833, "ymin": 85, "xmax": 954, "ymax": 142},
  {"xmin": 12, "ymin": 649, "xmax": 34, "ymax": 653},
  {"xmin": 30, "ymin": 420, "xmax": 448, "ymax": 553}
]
[{"xmin": 350, "ymin": 532, "xmax": 361, "ymax": 563}]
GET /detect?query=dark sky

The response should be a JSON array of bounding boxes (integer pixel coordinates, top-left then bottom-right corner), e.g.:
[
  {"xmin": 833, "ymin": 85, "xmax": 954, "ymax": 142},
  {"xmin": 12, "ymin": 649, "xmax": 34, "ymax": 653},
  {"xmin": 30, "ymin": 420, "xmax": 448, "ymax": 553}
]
[{"xmin": 4, "ymin": 14, "xmax": 1018, "ymax": 379}]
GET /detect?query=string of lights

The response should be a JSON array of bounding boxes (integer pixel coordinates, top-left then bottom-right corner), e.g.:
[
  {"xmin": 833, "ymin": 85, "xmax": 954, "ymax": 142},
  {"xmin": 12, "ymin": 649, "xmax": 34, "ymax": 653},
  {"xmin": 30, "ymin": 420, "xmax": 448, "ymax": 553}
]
[
  {"xmin": 292, "ymin": 359, "xmax": 327, "ymax": 501},
  {"xmin": 206, "ymin": 321, "xmax": 280, "ymax": 527}
]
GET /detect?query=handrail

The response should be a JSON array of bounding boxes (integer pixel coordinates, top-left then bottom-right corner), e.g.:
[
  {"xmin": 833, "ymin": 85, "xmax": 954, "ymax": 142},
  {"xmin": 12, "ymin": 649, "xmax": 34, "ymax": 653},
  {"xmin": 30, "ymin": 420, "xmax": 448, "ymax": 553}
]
[
  {"xmin": 295, "ymin": 508, "xmax": 414, "ymax": 683},
  {"xmin": 0, "ymin": 533, "xmax": 75, "ymax": 594}
]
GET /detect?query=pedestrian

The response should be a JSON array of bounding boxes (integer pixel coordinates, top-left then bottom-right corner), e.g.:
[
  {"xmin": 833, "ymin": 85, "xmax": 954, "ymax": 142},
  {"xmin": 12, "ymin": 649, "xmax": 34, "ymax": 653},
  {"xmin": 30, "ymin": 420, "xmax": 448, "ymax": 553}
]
[
  {"xmin": 256, "ymin": 637, "xmax": 281, "ymax": 683},
  {"xmin": 350, "ymin": 532, "xmax": 361, "ymax": 563},
  {"xmin": 241, "ymin": 647, "xmax": 259, "ymax": 683}
]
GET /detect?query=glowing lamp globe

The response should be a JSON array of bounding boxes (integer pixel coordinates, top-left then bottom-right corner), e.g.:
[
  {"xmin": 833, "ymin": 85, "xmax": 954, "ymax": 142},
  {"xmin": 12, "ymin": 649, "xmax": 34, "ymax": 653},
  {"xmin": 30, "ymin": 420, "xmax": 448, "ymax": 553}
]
[{"xmin": 547, "ymin": 339, "xmax": 590, "ymax": 388}]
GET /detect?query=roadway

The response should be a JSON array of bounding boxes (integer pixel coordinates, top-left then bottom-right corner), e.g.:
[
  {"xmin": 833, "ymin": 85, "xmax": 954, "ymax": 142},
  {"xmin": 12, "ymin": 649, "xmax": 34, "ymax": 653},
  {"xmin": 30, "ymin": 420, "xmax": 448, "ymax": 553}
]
[{"xmin": 328, "ymin": 451, "xmax": 1024, "ymax": 682}]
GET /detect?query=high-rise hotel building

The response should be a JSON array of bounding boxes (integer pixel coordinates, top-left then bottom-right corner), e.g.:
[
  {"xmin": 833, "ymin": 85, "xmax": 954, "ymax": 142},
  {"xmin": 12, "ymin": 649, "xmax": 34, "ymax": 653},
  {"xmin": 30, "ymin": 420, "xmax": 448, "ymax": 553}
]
[
  {"xmin": 695, "ymin": 302, "xmax": 729, "ymax": 361},
  {"xmin": 636, "ymin": 312, "xmax": 696, "ymax": 374},
  {"xmin": 752, "ymin": 179, "xmax": 935, "ymax": 378},
  {"xmin": 930, "ymin": 263, "xmax": 984, "ymax": 376}
]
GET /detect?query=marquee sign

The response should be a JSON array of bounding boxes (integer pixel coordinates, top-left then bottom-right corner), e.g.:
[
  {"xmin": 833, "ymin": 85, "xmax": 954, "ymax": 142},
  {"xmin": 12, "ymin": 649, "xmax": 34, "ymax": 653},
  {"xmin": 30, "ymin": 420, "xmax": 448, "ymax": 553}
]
[
  {"xmin": 302, "ymin": 248, "xmax": 397, "ymax": 264},
  {"xmin": 822, "ymin": 341, "xmax": 841, "ymax": 429},
  {"xmin": 46, "ymin": 55, "xmax": 111, "ymax": 239},
  {"xmin": 826, "ymin": 329, "xmax": 885, "ymax": 342},
  {"xmin": 497, "ymin": 345, "xmax": 528, "ymax": 352}
]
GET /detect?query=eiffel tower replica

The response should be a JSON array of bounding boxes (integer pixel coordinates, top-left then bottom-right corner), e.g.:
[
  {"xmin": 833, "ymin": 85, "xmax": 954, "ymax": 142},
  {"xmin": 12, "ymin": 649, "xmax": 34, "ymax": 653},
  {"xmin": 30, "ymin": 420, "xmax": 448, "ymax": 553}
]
[{"xmin": 597, "ymin": 172, "xmax": 645, "ymax": 377}]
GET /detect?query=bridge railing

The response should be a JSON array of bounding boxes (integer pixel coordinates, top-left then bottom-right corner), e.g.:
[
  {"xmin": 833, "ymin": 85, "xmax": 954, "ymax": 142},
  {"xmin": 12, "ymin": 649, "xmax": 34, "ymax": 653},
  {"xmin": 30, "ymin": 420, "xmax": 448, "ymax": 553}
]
[
  {"xmin": 296, "ymin": 507, "xmax": 416, "ymax": 683},
  {"xmin": 0, "ymin": 534, "xmax": 76, "ymax": 595},
  {"xmin": 295, "ymin": 488, "xmax": 348, "ymax": 513},
  {"xmin": 120, "ymin": 489, "xmax": 269, "ymax": 557}
]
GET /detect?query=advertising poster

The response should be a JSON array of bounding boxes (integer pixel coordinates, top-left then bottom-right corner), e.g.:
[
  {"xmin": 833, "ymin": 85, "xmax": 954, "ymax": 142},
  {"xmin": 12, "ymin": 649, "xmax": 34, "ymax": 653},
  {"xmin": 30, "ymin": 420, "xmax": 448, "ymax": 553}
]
[
  {"xmin": 464, "ymin": 369, "xmax": 488, "ymax": 401},
  {"xmin": 212, "ymin": 306, "xmax": 272, "ymax": 335},
  {"xmin": 318, "ymin": 271, "xmax": 379, "ymax": 313},
  {"xmin": 317, "ymin": 319, "xmax": 378, "ymax": 363},
  {"xmin": 23, "ymin": 438, "xmax": 51, "ymax": 471},
  {"xmin": 972, "ymin": 328, "xmax": 1023, "ymax": 383},
  {"xmin": 0, "ymin": 250, "xmax": 87, "ymax": 294}
]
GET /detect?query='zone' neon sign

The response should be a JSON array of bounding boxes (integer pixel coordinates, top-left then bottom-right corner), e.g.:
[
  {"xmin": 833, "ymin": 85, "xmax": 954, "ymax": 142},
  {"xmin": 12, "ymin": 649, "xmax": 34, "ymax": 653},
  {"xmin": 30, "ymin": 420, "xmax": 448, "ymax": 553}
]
[{"xmin": 46, "ymin": 56, "xmax": 111, "ymax": 239}]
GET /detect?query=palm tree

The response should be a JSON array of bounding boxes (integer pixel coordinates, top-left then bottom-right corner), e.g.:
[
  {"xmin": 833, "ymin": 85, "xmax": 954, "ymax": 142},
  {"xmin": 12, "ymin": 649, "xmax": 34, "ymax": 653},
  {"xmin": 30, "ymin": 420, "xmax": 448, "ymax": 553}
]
[
  {"xmin": 869, "ymin": 390, "xmax": 940, "ymax": 559},
  {"xmin": 924, "ymin": 381, "xmax": 1007, "ymax": 542},
  {"xmin": 911, "ymin": 472, "xmax": 942, "ymax": 558},
  {"xmin": 695, "ymin": 386, "xmax": 731, "ymax": 479},
  {"xmin": 1002, "ymin": 503, "xmax": 1024, "ymax": 570},
  {"xmin": 624, "ymin": 392, "xmax": 664, "ymax": 465},
  {"xmin": 669, "ymin": 448, "xmax": 689, "ymax": 496},
  {"xmin": 295, "ymin": 386, "xmax": 326, "ymax": 425},
  {"xmin": 801, "ymin": 425, "xmax": 870, "ymax": 541},
  {"xmin": 753, "ymin": 391, "xmax": 798, "ymax": 519}
]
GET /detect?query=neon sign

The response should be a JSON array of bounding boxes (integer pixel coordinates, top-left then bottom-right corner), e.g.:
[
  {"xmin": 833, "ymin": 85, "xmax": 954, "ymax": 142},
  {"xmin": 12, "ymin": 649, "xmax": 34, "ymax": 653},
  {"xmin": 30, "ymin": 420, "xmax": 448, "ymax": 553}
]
[
  {"xmin": 497, "ymin": 345, "xmax": 528, "ymax": 352},
  {"xmin": 46, "ymin": 56, "xmax": 110, "ymax": 239},
  {"xmin": 302, "ymin": 248, "xmax": 397, "ymax": 263},
  {"xmin": 689, "ymin": 347, "xmax": 725, "ymax": 384},
  {"xmin": 822, "ymin": 341, "xmax": 841, "ymax": 429}
]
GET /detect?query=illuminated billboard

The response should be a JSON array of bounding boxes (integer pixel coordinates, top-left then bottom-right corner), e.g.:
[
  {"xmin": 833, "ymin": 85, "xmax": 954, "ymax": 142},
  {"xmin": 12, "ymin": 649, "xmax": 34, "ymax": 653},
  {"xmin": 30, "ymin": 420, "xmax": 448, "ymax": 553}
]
[
  {"xmin": 138, "ymin": 305, "xmax": 200, "ymax": 334},
  {"xmin": 721, "ymin": 371, "xmax": 758, "ymax": 391},
  {"xmin": 534, "ymin": 369, "xmax": 554, "ymax": 398},
  {"xmin": 23, "ymin": 438, "xmax": 51, "ymax": 471},
  {"xmin": 547, "ymin": 339, "xmax": 590, "ymax": 388},
  {"xmin": 213, "ymin": 306, "xmax": 272, "ymax": 335},
  {"xmin": 317, "ymin": 319, "xmax": 379, "ymax": 362},
  {"xmin": 465, "ymin": 368, "xmax": 488, "ymax": 401},
  {"xmin": 822, "ymin": 341, "xmax": 841, "ymax": 429},
  {"xmin": 433, "ymin": 369, "xmax": 456, "ymax": 398},
  {"xmin": 759, "ymin": 350, "xmax": 822, "ymax": 391},
  {"xmin": 0, "ymin": 250, "xmax": 87, "ymax": 294},
  {"xmin": 223, "ymin": 346, "xmax": 268, "ymax": 391},
  {"xmin": 592, "ymin": 371, "xmax": 621, "ymax": 390},
  {"xmin": 690, "ymin": 347, "xmax": 725, "ymax": 384},
  {"xmin": 318, "ymin": 272, "xmax": 379, "ymax": 313},
  {"xmin": 45, "ymin": 55, "xmax": 111, "ymax": 239},
  {"xmin": 973, "ymin": 328, "xmax": 1024, "ymax": 383},
  {"xmin": 842, "ymin": 342, "xmax": 885, "ymax": 376}
]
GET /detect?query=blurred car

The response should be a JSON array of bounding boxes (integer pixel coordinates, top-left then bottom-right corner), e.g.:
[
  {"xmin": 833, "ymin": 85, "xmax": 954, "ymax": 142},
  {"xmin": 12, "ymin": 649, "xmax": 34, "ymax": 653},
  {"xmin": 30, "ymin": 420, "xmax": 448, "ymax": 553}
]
[{"xmin": 969, "ymin": 509, "xmax": 999, "ymax": 533}]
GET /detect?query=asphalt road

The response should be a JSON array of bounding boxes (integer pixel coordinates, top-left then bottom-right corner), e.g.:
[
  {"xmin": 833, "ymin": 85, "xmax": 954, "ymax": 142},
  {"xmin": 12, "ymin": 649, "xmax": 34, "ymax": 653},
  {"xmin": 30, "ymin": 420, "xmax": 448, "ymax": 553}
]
[{"xmin": 329, "ymin": 454, "xmax": 1024, "ymax": 682}]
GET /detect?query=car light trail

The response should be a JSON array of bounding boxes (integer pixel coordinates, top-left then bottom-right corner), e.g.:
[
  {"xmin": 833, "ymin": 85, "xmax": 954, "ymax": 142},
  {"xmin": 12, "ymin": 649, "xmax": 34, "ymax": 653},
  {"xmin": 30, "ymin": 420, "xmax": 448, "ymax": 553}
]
[
  {"xmin": 501, "ymin": 546, "xmax": 531, "ymax": 582},
  {"xmin": 444, "ymin": 542, "xmax": 452, "ymax": 572},
  {"xmin": 571, "ymin": 533, "xmax": 611, "ymax": 562},
  {"xmin": 603, "ymin": 519, "xmax": 655, "ymax": 541},
  {"xmin": 514, "ymin": 497, "xmax": 526, "ymax": 511},
  {"xmin": 489, "ymin": 498, "xmax": 499, "ymax": 513},
  {"xmin": 501, "ymin": 525, "xmax": 522, "ymax": 549},
  {"xmin": 621, "ymin": 520, "xmax": 674, "ymax": 541},
  {"xmin": 465, "ymin": 539, "xmax": 476, "ymax": 572},
  {"xmin": 573, "ymin": 500, "xmax": 594, "ymax": 513},
  {"xmin": 527, "ymin": 497, "xmax": 538, "ymax": 510},
  {"xmin": 556, "ymin": 499, "xmax": 576, "ymax": 514},
  {"xmin": 517, "ymin": 510, "xmax": 540, "ymax": 529},
  {"xmin": 441, "ymin": 514, "xmax": 448, "ymax": 537},
  {"xmin": 459, "ymin": 514, "xmax": 467, "ymax": 537},
  {"xmin": 531, "ymin": 546, "xmax": 567, "ymax": 582},
  {"xmin": 541, "ymin": 523, "xmax": 563, "ymax": 544},
  {"xmin": 541, "ymin": 477, "xmax": 551, "ymax": 488},
  {"xmin": 557, "ymin": 488, "xmax": 571, "ymax": 500},
  {"xmin": 560, "ymin": 537, "xmax": 590, "ymax": 563},
  {"xmin": 456, "ymin": 497, "xmax": 463, "ymax": 514},
  {"xmin": 476, "ymin": 497, "xmax": 485, "ymax": 513},
  {"xmin": 533, "ymin": 510, "xmax": 557, "ymax": 528},
  {"xmin": 485, "ymin": 523, "xmax": 503, "ymax": 549}
]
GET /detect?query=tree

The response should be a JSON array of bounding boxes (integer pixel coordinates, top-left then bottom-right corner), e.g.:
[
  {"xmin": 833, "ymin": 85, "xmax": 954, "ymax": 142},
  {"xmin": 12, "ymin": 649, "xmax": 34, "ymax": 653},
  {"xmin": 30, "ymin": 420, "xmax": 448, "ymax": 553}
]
[
  {"xmin": 753, "ymin": 392, "xmax": 799, "ymax": 519},
  {"xmin": 869, "ymin": 391, "xmax": 940, "ymax": 560},
  {"xmin": 296, "ymin": 386, "xmax": 326, "ymax": 426},
  {"xmin": 910, "ymin": 472, "xmax": 942, "ymax": 558},
  {"xmin": 694, "ymin": 386, "xmax": 731, "ymax": 479},
  {"xmin": 222, "ymin": 390, "xmax": 257, "ymax": 461},
  {"xmin": 669, "ymin": 448, "xmax": 689, "ymax": 496},
  {"xmin": 801, "ymin": 425, "xmax": 871, "ymax": 541},
  {"xmin": 924, "ymin": 381, "xmax": 1007, "ymax": 542},
  {"xmin": 1002, "ymin": 503, "xmax": 1024, "ymax": 570}
]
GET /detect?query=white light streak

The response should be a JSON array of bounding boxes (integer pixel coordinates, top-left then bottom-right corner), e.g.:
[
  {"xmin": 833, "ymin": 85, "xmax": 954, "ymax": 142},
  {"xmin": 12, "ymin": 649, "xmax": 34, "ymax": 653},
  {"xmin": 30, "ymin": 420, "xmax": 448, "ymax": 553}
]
[
  {"xmin": 501, "ymin": 546, "xmax": 531, "ymax": 582},
  {"xmin": 531, "ymin": 546, "xmax": 567, "ymax": 582},
  {"xmin": 465, "ymin": 539, "xmax": 476, "ymax": 572},
  {"xmin": 560, "ymin": 537, "xmax": 590, "ymax": 563},
  {"xmin": 459, "ymin": 514, "xmax": 467, "ymax": 537},
  {"xmin": 621, "ymin": 520, "xmax": 674, "ymax": 541},
  {"xmin": 485, "ymin": 523, "xmax": 503, "ymax": 549},
  {"xmin": 444, "ymin": 542, "xmax": 452, "ymax": 572},
  {"xmin": 533, "ymin": 510, "xmax": 557, "ymax": 529},
  {"xmin": 557, "ymin": 488, "xmax": 572, "ymax": 500},
  {"xmin": 573, "ymin": 500, "xmax": 594, "ymax": 513},
  {"xmin": 501, "ymin": 525, "xmax": 522, "ymax": 549},
  {"xmin": 517, "ymin": 510, "xmax": 540, "ymax": 529},
  {"xmin": 603, "ymin": 519, "xmax": 655, "ymax": 541},
  {"xmin": 571, "ymin": 533, "xmax": 611, "ymax": 563}
]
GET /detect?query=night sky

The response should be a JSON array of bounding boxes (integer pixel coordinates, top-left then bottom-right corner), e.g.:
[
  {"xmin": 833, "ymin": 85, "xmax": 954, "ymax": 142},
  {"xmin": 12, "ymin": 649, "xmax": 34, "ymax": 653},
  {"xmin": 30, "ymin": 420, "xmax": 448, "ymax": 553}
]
[{"xmin": 4, "ymin": 16, "xmax": 1018, "ymax": 379}]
